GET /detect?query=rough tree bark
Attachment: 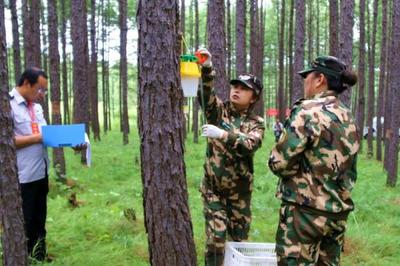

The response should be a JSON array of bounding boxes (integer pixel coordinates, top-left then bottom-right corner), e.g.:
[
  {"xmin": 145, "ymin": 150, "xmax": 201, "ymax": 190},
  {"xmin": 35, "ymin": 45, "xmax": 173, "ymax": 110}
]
[
  {"xmin": 288, "ymin": 0, "xmax": 294, "ymax": 106},
  {"xmin": 48, "ymin": 0, "xmax": 66, "ymax": 180},
  {"xmin": 90, "ymin": 0, "xmax": 101, "ymax": 141},
  {"xmin": 250, "ymin": 0, "xmax": 259, "ymax": 115},
  {"xmin": 207, "ymin": 0, "xmax": 229, "ymax": 101},
  {"xmin": 307, "ymin": 0, "xmax": 313, "ymax": 63},
  {"xmin": 329, "ymin": 0, "xmax": 339, "ymax": 56},
  {"xmin": 137, "ymin": 1, "xmax": 197, "ymax": 264},
  {"xmin": 278, "ymin": 0, "xmax": 286, "ymax": 121},
  {"xmin": 22, "ymin": 0, "xmax": 41, "ymax": 68},
  {"xmin": 236, "ymin": 0, "xmax": 246, "ymax": 76},
  {"xmin": 376, "ymin": 0, "xmax": 388, "ymax": 161},
  {"xmin": 366, "ymin": 0, "xmax": 378, "ymax": 157},
  {"xmin": 192, "ymin": 0, "xmax": 200, "ymax": 143},
  {"xmin": 315, "ymin": 0, "xmax": 320, "ymax": 56},
  {"xmin": 356, "ymin": 0, "xmax": 366, "ymax": 151},
  {"xmin": 9, "ymin": 0, "xmax": 21, "ymax": 84},
  {"xmin": 40, "ymin": 3, "xmax": 50, "ymax": 124},
  {"xmin": 338, "ymin": 0, "xmax": 355, "ymax": 107},
  {"xmin": 71, "ymin": 0, "xmax": 90, "ymax": 163},
  {"xmin": 101, "ymin": 0, "xmax": 109, "ymax": 133},
  {"xmin": 61, "ymin": 0, "xmax": 70, "ymax": 124},
  {"xmin": 292, "ymin": 0, "xmax": 305, "ymax": 104},
  {"xmin": 0, "ymin": 1, "xmax": 29, "ymax": 263},
  {"xmin": 255, "ymin": 0, "xmax": 265, "ymax": 117},
  {"xmin": 384, "ymin": 0, "xmax": 394, "ymax": 171},
  {"xmin": 119, "ymin": 0, "xmax": 129, "ymax": 144},
  {"xmin": 180, "ymin": 0, "xmax": 187, "ymax": 139},
  {"xmin": 227, "ymin": 0, "xmax": 232, "ymax": 80},
  {"xmin": 386, "ymin": 0, "xmax": 400, "ymax": 187}
]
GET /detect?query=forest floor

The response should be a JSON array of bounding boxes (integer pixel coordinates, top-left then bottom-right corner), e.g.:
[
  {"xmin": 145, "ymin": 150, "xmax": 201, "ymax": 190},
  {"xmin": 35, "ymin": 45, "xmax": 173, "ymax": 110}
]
[{"xmin": 18, "ymin": 127, "xmax": 400, "ymax": 265}]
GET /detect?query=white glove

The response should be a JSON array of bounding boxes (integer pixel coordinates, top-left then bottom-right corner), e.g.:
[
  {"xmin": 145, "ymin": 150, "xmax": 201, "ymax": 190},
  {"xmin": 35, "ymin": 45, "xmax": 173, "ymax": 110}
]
[
  {"xmin": 202, "ymin": 124, "xmax": 226, "ymax": 139},
  {"xmin": 196, "ymin": 48, "xmax": 212, "ymax": 67}
]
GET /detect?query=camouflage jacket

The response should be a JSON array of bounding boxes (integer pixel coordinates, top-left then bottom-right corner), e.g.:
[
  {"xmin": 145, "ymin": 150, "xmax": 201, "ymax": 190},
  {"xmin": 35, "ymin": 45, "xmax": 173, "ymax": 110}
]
[
  {"xmin": 198, "ymin": 66, "xmax": 265, "ymax": 197},
  {"xmin": 268, "ymin": 90, "xmax": 360, "ymax": 214}
]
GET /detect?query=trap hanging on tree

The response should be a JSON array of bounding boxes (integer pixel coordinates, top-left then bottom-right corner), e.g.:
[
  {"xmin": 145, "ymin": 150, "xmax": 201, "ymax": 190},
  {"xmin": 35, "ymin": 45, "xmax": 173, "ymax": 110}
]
[{"xmin": 180, "ymin": 54, "xmax": 201, "ymax": 97}]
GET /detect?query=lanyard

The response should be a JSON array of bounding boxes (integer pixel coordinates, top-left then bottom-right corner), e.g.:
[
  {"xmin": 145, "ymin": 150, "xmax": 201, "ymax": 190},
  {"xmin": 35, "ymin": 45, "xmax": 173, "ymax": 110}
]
[
  {"xmin": 27, "ymin": 101, "xmax": 40, "ymax": 134},
  {"xmin": 27, "ymin": 101, "xmax": 36, "ymax": 122}
]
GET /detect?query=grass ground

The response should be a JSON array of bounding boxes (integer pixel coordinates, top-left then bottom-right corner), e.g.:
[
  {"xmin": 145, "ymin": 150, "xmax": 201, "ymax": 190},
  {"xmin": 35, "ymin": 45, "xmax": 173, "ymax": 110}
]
[{"xmin": 3, "ymin": 126, "xmax": 400, "ymax": 265}]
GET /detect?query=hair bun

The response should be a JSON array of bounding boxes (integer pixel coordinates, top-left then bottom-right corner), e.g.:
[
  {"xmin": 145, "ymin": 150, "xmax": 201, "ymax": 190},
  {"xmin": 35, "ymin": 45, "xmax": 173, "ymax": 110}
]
[{"xmin": 341, "ymin": 69, "xmax": 358, "ymax": 86}]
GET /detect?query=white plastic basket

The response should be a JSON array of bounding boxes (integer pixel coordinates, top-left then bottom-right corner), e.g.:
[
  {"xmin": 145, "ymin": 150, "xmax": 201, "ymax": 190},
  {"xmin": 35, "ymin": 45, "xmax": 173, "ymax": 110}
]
[{"xmin": 224, "ymin": 242, "xmax": 277, "ymax": 266}]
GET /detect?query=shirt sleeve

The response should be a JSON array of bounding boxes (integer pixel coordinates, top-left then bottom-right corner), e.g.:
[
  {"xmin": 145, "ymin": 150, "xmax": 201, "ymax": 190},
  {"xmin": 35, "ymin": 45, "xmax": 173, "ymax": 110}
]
[
  {"xmin": 35, "ymin": 104, "xmax": 47, "ymax": 127},
  {"xmin": 197, "ymin": 66, "xmax": 224, "ymax": 125},
  {"xmin": 268, "ymin": 107, "xmax": 320, "ymax": 178},
  {"xmin": 222, "ymin": 118, "xmax": 265, "ymax": 158}
]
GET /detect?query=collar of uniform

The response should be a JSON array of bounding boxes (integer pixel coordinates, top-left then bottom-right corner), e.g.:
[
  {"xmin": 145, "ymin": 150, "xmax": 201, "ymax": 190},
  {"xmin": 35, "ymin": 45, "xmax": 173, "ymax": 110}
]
[
  {"xmin": 311, "ymin": 90, "xmax": 338, "ymax": 100},
  {"xmin": 228, "ymin": 101, "xmax": 249, "ymax": 118},
  {"xmin": 9, "ymin": 88, "xmax": 28, "ymax": 105}
]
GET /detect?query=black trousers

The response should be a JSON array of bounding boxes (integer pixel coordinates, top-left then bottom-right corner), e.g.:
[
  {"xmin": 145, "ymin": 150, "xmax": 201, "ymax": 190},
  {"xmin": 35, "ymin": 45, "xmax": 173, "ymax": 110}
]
[{"xmin": 20, "ymin": 177, "xmax": 49, "ymax": 260}]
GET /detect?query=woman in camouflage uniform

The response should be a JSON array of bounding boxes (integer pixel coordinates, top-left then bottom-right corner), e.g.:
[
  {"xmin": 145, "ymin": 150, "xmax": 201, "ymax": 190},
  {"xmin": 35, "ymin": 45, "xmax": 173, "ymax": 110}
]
[
  {"xmin": 268, "ymin": 56, "xmax": 360, "ymax": 265},
  {"xmin": 196, "ymin": 48, "xmax": 265, "ymax": 266}
]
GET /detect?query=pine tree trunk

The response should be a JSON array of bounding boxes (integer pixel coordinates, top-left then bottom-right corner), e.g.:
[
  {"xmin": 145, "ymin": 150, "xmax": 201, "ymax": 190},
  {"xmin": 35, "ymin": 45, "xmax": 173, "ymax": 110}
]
[
  {"xmin": 288, "ymin": 0, "xmax": 294, "ymax": 106},
  {"xmin": 40, "ymin": 1, "xmax": 50, "ymax": 125},
  {"xmin": 292, "ymin": 0, "xmax": 305, "ymax": 104},
  {"xmin": 0, "ymin": 1, "xmax": 29, "ymax": 262},
  {"xmin": 101, "ymin": 0, "xmax": 108, "ymax": 133},
  {"xmin": 338, "ymin": 0, "xmax": 355, "ymax": 107},
  {"xmin": 22, "ymin": 0, "xmax": 41, "ymax": 68},
  {"xmin": 119, "ymin": 0, "xmax": 129, "ymax": 144},
  {"xmin": 90, "ymin": 0, "xmax": 101, "ymax": 141},
  {"xmin": 180, "ymin": 0, "xmax": 187, "ymax": 139},
  {"xmin": 71, "ymin": 0, "xmax": 90, "ymax": 163},
  {"xmin": 192, "ymin": 0, "xmax": 199, "ymax": 143},
  {"xmin": 384, "ymin": 0, "xmax": 394, "ymax": 171},
  {"xmin": 40, "ymin": 3, "xmax": 48, "ymax": 73},
  {"xmin": 256, "ymin": 0, "xmax": 265, "ymax": 117},
  {"xmin": 366, "ymin": 0, "xmax": 378, "ymax": 157},
  {"xmin": 207, "ymin": 0, "xmax": 229, "ymax": 101},
  {"xmin": 61, "ymin": 0, "xmax": 70, "ymax": 125},
  {"xmin": 329, "ymin": 0, "xmax": 339, "ymax": 57},
  {"xmin": 250, "ymin": 1, "xmax": 258, "ymax": 101},
  {"xmin": 235, "ymin": 0, "xmax": 246, "ymax": 75},
  {"xmin": 227, "ymin": 0, "xmax": 232, "ymax": 80},
  {"xmin": 9, "ymin": 0, "xmax": 21, "ymax": 85},
  {"xmin": 315, "ymin": 0, "xmax": 320, "ymax": 56},
  {"xmin": 278, "ymin": 0, "xmax": 286, "ymax": 121},
  {"xmin": 137, "ymin": 1, "xmax": 198, "ymax": 264},
  {"xmin": 386, "ymin": 0, "xmax": 400, "ymax": 187},
  {"xmin": 307, "ymin": 0, "xmax": 313, "ymax": 63},
  {"xmin": 356, "ymin": 0, "xmax": 366, "ymax": 152},
  {"xmin": 376, "ymin": 0, "xmax": 388, "ymax": 161},
  {"xmin": 48, "ymin": 0, "xmax": 66, "ymax": 181},
  {"xmin": 106, "ymin": 0, "xmax": 111, "ymax": 132}
]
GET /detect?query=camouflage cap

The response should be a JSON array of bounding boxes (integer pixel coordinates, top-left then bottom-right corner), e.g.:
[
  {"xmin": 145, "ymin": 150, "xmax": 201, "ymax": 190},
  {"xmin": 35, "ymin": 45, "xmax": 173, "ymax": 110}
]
[
  {"xmin": 298, "ymin": 56, "xmax": 347, "ymax": 79},
  {"xmin": 230, "ymin": 74, "xmax": 263, "ymax": 96}
]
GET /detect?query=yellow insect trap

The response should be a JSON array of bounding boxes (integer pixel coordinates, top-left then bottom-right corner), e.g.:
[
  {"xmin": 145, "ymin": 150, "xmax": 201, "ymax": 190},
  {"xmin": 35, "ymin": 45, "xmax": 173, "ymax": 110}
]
[{"xmin": 180, "ymin": 54, "xmax": 201, "ymax": 97}]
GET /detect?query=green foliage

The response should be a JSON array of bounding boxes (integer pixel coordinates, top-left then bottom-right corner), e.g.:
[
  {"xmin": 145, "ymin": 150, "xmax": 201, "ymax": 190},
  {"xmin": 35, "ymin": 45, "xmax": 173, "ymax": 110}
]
[{"xmin": 2, "ymin": 124, "xmax": 392, "ymax": 265}]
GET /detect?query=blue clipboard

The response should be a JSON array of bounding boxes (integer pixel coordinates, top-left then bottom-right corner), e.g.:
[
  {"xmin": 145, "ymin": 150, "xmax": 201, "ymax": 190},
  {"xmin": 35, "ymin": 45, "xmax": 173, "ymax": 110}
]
[{"xmin": 41, "ymin": 124, "xmax": 85, "ymax": 147}]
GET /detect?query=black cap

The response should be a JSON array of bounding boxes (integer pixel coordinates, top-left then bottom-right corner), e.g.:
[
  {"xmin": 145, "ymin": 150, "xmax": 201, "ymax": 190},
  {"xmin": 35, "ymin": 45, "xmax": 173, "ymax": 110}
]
[
  {"xmin": 298, "ymin": 56, "xmax": 347, "ymax": 79},
  {"xmin": 230, "ymin": 74, "xmax": 263, "ymax": 96}
]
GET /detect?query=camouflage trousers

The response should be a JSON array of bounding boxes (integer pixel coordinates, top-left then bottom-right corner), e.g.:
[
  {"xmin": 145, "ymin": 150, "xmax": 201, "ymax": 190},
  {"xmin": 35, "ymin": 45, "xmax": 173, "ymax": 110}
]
[
  {"xmin": 276, "ymin": 203, "xmax": 348, "ymax": 266},
  {"xmin": 201, "ymin": 186, "xmax": 252, "ymax": 266}
]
